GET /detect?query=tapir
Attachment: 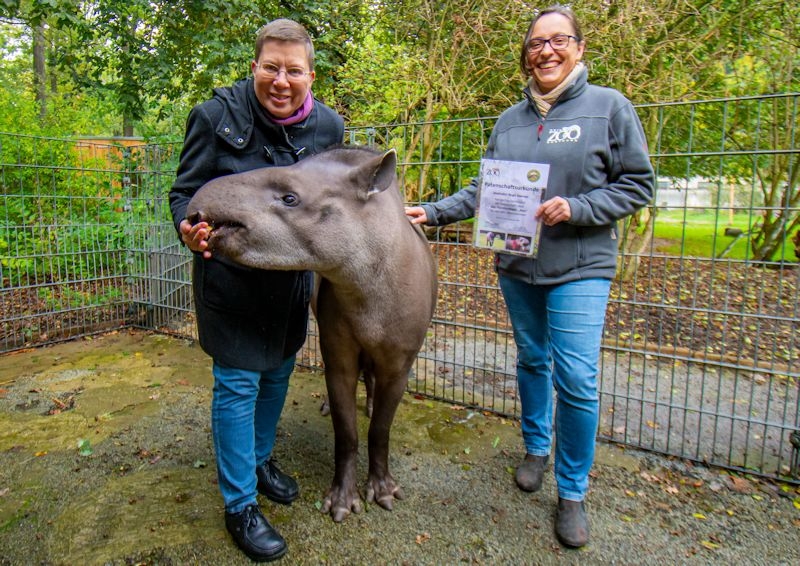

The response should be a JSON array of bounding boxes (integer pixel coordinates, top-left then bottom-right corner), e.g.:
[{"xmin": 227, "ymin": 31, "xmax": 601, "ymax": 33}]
[{"xmin": 186, "ymin": 146, "xmax": 438, "ymax": 522}]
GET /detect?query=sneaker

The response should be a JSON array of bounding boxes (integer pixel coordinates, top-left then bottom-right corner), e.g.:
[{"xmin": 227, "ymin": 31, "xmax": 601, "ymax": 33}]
[
  {"xmin": 514, "ymin": 454, "xmax": 549, "ymax": 492},
  {"xmin": 256, "ymin": 459, "xmax": 299, "ymax": 505},
  {"xmin": 555, "ymin": 498, "xmax": 589, "ymax": 548},
  {"xmin": 225, "ymin": 504, "xmax": 287, "ymax": 562}
]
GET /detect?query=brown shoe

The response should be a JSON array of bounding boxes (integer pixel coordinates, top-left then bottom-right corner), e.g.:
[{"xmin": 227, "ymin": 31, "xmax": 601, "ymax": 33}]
[
  {"xmin": 555, "ymin": 498, "xmax": 589, "ymax": 548},
  {"xmin": 514, "ymin": 454, "xmax": 549, "ymax": 492}
]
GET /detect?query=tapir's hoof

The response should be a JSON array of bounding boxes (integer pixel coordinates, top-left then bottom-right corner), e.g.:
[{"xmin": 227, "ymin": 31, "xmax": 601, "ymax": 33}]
[
  {"xmin": 320, "ymin": 486, "xmax": 363, "ymax": 522},
  {"xmin": 366, "ymin": 478, "xmax": 404, "ymax": 511}
]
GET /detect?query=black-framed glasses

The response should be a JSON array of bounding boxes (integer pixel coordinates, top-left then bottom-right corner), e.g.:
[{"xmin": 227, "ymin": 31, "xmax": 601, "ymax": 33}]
[
  {"xmin": 257, "ymin": 63, "xmax": 311, "ymax": 81},
  {"xmin": 525, "ymin": 34, "xmax": 578, "ymax": 54}
]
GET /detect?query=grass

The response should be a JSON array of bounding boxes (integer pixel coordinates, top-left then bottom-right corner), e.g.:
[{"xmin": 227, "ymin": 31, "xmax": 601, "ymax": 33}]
[{"xmin": 650, "ymin": 210, "xmax": 798, "ymax": 261}]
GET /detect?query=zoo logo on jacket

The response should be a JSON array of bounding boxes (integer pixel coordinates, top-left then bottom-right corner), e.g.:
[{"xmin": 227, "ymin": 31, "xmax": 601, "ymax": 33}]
[{"xmin": 546, "ymin": 124, "xmax": 581, "ymax": 144}]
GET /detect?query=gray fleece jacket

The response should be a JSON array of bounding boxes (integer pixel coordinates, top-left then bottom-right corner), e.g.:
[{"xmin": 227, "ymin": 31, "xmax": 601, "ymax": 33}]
[{"xmin": 422, "ymin": 67, "xmax": 654, "ymax": 285}]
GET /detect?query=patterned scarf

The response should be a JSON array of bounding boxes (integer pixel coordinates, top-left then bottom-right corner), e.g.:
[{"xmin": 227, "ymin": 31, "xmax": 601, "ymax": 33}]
[{"xmin": 528, "ymin": 61, "xmax": 585, "ymax": 117}]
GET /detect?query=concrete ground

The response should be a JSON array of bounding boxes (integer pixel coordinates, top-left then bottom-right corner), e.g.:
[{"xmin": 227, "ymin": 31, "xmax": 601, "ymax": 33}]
[{"xmin": 1, "ymin": 330, "xmax": 798, "ymax": 565}]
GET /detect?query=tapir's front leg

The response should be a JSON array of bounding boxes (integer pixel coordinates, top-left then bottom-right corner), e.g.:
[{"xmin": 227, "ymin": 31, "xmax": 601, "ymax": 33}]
[
  {"xmin": 365, "ymin": 365, "xmax": 409, "ymax": 510},
  {"xmin": 320, "ymin": 361, "xmax": 362, "ymax": 522}
]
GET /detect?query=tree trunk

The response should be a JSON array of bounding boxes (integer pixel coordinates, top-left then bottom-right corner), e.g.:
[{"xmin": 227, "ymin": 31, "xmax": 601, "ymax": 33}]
[
  {"xmin": 123, "ymin": 113, "xmax": 134, "ymax": 138},
  {"xmin": 33, "ymin": 23, "xmax": 47, "ymax": 121}
]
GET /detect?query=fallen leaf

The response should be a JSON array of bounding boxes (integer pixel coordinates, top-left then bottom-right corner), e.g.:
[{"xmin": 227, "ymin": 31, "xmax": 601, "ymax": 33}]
[
  {"xmin": 77, "ymin": 438, "xmax": 93, "ymax": 456},
  {"xmin": 35, "ymin": 451, "xmax": 47, "ymax": 457},
  {"xmin": 693, "ymin": 513, "xmax": 706, "ymax": 520},
  {"xmin": 729, "ymin": 476, "xmax": 751, "ymax": 493},
  {"xmin": 640, "ymin": 471, "xmax": 661, "ymax": 483},
  {"xmin": 415, "ymin": 532, "xmax": 431, "ymax": 545},
  {"xmin": 700, "ymin": 540, "xmax": 720, "ymax": 550}
]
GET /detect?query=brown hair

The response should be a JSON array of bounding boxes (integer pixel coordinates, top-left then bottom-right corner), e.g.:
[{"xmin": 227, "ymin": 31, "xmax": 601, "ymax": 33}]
[
  {"xmin": 519, "ymin": 5, "xmax": 584, "ymax": 76},
  {"xmin": 255, "ymin": 19, "xmax": 315, "ymax": 70}
]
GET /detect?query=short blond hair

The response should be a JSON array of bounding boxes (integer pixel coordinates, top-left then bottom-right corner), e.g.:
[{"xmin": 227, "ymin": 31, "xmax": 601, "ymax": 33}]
[{"xmin": 255, "ymin": 19, "xmax": 315, "ymax": 70}]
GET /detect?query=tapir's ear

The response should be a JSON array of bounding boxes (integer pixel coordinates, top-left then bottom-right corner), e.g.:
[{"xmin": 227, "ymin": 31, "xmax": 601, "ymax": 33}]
[{"xmin": 356, "ymin": 149, "xmax": 397, "ymax": 200}]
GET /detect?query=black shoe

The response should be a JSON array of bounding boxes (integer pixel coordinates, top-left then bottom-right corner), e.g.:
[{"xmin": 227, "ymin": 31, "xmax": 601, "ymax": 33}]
[
  {"xmin": 225, "ymin": 504, "xmax": 287, "ymax": 562},
  {"xmin": 256, "ymin": 459, "xmax": 299, "ymax": 505}
]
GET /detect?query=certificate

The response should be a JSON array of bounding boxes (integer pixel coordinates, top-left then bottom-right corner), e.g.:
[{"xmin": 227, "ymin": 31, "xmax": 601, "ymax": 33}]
[{"xmin": 473, "ymin": 158, "xmax": 549, "ymax": 257}]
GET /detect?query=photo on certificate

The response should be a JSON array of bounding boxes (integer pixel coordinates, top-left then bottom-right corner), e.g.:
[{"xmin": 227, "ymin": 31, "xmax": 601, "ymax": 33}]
[{"xmin": 473, "ymin": 158, "xmax": 549, "ymax": 257}]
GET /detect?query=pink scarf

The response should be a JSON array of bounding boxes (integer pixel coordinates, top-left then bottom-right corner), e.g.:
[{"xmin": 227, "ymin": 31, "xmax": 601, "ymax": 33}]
[{"xmin": 268, "ymin": 91, "xmax": 314, "ymax": 126}]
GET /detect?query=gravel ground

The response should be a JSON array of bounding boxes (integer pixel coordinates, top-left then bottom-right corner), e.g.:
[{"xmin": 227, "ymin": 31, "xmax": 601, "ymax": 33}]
[{"xmin": 1, "ymin": 330, "xmax": 798, "ymax": 565}]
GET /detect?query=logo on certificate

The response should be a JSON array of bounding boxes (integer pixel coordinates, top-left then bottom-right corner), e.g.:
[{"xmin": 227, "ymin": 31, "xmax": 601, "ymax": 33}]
[{"xmin": 527, "ymin": 168, "xmax": 542, "ymax": 183}]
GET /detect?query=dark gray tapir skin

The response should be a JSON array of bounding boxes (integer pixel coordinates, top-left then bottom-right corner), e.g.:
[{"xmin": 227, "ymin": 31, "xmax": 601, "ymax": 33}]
[{"xmin": 186, "ymin": 146, "xmax": 438, "ymax": 523}]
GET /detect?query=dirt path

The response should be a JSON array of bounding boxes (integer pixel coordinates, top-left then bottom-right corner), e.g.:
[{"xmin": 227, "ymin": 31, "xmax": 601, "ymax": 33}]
[{"xmin": 1, "ymin": 330, "xmax": 798, "ymax": 565}]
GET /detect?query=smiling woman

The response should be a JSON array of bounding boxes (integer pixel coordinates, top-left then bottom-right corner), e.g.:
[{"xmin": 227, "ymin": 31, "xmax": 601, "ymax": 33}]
[
  {"xmin": 403, "ymin": 4, "xmax": 654, "ymax": 549},
  {"xmin": 252, "ymin": 40, "xmax": 315, "ymax": 121},
  {"xmin": 167, "ymin": 17, "xmax": 344, "ymax": 563},
  {"xmin": 522, "ymin": 17, "xmax": 584, "ymax": 94}
]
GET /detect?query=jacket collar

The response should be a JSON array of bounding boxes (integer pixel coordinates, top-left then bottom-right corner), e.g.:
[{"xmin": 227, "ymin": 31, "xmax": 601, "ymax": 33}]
[
  {"xmin": 212, "ymin": 77, "xmax": 316, "ymax": 151},
  {"xmin": 212, "ymin": 77, "xmax": 256, "ymax": 150}
]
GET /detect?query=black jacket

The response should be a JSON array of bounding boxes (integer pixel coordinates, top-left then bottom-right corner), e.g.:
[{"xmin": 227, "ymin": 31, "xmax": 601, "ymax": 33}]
[{"xmin": 169, "ymin": 77, "xmax": 345, "ymax": 370}]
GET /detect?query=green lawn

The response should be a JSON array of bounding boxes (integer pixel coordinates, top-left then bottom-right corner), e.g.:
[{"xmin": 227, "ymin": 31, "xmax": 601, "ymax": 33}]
[{"xmin": 650, "ymin": 210, "xmax": 798, "ymax": 261}]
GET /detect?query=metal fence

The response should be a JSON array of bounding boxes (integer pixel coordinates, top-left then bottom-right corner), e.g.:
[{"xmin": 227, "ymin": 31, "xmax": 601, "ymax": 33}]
[{"xmin": 1, "ymin": 93, "xmax": 798, "ymax": 483}]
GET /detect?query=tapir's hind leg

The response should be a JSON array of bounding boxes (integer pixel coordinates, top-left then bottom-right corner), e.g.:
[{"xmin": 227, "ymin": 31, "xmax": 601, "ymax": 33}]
[
  {"xmin": 319, "ymin": 358, "xmax": 363, "ymax": 522},
  {"xmin": 365, "ymin": 365, "xmax": 409, "ymax": 510},
  {"xmin": 319, "ymin": 353, "xmax": 374, "ymax": 417}
]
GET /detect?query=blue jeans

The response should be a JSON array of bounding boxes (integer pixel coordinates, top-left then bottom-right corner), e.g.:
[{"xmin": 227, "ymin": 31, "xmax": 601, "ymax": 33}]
[
  {"xmin": 211, "ymin": 356, "xmax": 295, "ymax": 513},
  {"xmin": 498, "ymin": 275, "xmax": 610, "ymax": 501}
]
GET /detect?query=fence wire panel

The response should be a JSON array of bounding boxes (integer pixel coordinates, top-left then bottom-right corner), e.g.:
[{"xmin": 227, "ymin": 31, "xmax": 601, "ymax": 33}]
[
  {"xmin": 1, "ymin": 93, "xmax": 798, "ymax": 483},
  {"xmin": 346, "ymin": 94, "xmax": 800, "ymax": 483},
  {"xmin": 124, "ymin": 142, "xmax": 196, "ymax": 339},
  {"xmin": 0, "ymin": 134, "xmax": 192, "ymax": 351},
  {"xmin": 0, "ymin": 134, "xmax": 133, "ymax": 349}
]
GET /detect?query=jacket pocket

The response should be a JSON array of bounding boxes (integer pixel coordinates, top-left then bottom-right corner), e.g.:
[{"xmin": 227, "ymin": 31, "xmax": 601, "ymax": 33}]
[{"xmin": 536, "ymin": 224, "xmax": 580, "ymax": 278}]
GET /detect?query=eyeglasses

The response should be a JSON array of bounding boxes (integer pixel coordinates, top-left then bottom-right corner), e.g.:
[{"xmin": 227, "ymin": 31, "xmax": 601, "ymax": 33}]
[
  {"xmin": 257, "ymin": 63, "xmax": 311, "ymax": 81},
  {"xmin": 525, "ymin": 34, "xmax": 578, "ymax": 54}
]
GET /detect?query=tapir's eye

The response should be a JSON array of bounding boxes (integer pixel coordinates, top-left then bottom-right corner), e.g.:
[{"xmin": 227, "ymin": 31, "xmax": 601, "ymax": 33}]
[{"xmin": 280, "ymin": 193, "xmax": 299, "ymax": 207}]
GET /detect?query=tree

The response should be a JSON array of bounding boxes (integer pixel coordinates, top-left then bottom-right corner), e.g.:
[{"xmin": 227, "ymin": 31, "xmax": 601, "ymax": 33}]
[{"xmin": 333, "ymin": 0, "xmax": 532, "ymax": 200}]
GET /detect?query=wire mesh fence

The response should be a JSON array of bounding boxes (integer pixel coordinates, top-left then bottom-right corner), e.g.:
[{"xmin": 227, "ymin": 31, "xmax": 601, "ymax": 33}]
[{"xmin": 1, "ymin": 93, "xmax": 798, "ymax": 483}]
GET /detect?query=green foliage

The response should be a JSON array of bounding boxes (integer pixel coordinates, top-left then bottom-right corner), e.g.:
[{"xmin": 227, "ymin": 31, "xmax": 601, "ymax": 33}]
[
  {"xmin": 0, "ymin": 133, "xmax": 169, "ymax": 289},
  {"xmin": 0, "ymin": 1, "xmax": 797, "ymax": 273}
]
